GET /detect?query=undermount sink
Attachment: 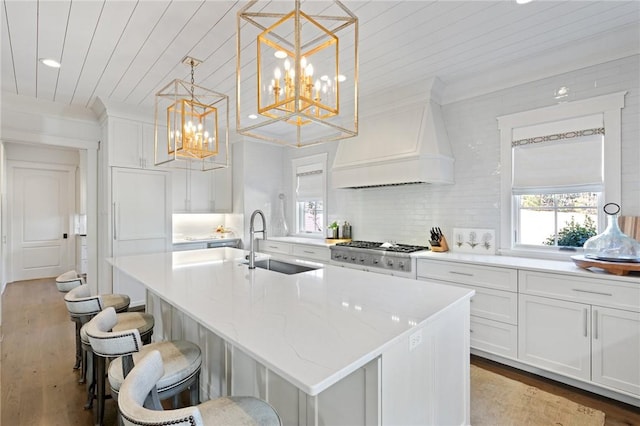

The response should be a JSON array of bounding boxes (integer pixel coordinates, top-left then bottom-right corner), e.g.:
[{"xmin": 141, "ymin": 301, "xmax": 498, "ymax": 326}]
[{"xmin": 247, "ymin": 259, "xmax": 321, "ymax": 275}]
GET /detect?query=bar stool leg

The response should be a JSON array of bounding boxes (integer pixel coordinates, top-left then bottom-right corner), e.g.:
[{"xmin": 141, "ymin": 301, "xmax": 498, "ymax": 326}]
[
  {"xmin": 73, "ymin": 318, "xmax": 82, "ymax": 370},
  {"xmin": 190, "ymin": 375, "xmax": 200, "ymax": 405},
  {"xmin": 95, "ymin": 354, "xmax": 106, "ymax": 426},
  {"xmin": 84, "ymin": 349, "xmax": 95, "ymax": 410}
]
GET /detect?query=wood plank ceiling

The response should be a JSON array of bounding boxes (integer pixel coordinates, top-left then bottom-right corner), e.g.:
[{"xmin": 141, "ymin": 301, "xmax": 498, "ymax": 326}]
[{"xmin": 2, "ymin": 0, "xmax": 639, "ymax": 117}]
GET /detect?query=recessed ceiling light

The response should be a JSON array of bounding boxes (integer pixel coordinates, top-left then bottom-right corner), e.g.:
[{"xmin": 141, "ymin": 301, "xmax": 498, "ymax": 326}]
[
  {"xmin": 274, "ymin": 51, "xmax": 287, "ymax": 59},
  {"xmin": 39, "ymin": 58, "xmax": 61, "ymax": 68},
  {"xmin": 554, "ymin": 86, "xmax": 569, "ymax": 99},
  {"xmin": 516, "ymin": 0, "xmax": 533, "ymax": 4},
  {"xmin": 248, "ymin": 114, "xmax": 258, "ymax": 119}
]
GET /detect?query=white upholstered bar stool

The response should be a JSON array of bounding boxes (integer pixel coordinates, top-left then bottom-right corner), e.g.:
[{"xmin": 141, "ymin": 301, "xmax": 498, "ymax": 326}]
[
  {"xmin": 63, "ymin": 283, "xmax": 131, "ymax": 371},
  {"xmin": 64, "ymin": 285, "xmax": 153, "ymax": 415},
  {"xmin": 55, "ymin": 270, "xmax": 83, "ymax": 292},
  {"xmin": 86, "ymin": 307, "xmax": 202, "ymax": 426},
  {"xmin": 118, "ymin": 350, "xmax": 281, "ymax": 426}
]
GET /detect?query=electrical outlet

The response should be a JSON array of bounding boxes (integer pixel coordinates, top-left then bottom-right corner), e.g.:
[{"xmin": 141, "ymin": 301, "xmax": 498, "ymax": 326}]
[{"xmin": 409, "ymin": 329, "xmax": 422, "ymax": 351}]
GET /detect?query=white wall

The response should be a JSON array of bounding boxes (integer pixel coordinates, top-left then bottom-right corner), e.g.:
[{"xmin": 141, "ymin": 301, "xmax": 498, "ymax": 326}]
[
  {"xmin": 172, "ymin": 213, "xmax": 229, "ymax": 238},
  {"xmin": 283, "ymin": 55, "xmax": 640, "ymax": 247},
  {"xmin": 234, "ymin": 139, "xmax": 285, "ymax": 246},
  {"xmin": 0, "ymin": 93, "xmax": 100, "ymax": 295},
  {"xmin": 4, "ymin": 143, "xmax": 80, "ymax": 165}
]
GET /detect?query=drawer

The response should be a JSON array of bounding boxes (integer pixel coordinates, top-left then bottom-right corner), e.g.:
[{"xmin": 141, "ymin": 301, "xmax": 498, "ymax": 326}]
[
  {"xmin": 417, "ymin": 259, "xmax": 517, "ymax": 292},
  {"xmin": 449, "ymin": 282, "xmax": 517, "ymax": 325},
  {"xmin": 292, "ymin": 244, "xmax": 330, "ymax": 262},
  {"xmin": 519, "ymin": 270, "xmax": 640, "ymax": 312},
  {"xmin": 258, "ymin": 240, "xmax": 292, "ymax": 255},
  {"xmin": 470, "ymin": 316, "xmax": 518, "ymax": 359}
]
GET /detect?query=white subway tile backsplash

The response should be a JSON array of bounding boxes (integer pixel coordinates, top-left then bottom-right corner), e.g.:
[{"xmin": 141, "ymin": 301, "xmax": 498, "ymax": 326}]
[{"xmin": 329, "ymin": 55, "xmax": 639, "ymax": 247}]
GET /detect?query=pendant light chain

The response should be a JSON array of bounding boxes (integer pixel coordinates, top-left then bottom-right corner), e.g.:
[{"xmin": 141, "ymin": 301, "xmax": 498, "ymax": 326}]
[{"xmin": 190, "ymin": 59, "xmax": 195, "ymax": 102}]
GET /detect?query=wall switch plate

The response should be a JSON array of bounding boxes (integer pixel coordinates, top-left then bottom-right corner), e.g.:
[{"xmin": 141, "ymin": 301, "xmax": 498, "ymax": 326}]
[{"xmin": 409, "ymin": 329, "xmax": 422, "ymax": 351}]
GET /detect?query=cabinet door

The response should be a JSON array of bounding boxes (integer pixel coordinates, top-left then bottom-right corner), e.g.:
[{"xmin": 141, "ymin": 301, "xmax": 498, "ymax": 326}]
[
  {"xmin": 211, "ymin": 166, "xmax": 232, "ymax": 212},
  {"xmin": 141, "ymin": 123, "xmax": 160, "ymax": 169},
  {"xmin": 171, "ymin": 169, "xmax": 188, "ymax": 213},
  {"xmin": 470, "ymin": 316, "xmax": 518, "ymax": 359},
  {"xmin": 189, "ymin": 169, "xmax": 214, "ymax": 212},
  {"xmin": 112, "ymin": 168, "xmax": 171, "ymax": 306},
  {"xmin": 110, "ymin": 117, "xmax": 142, "ymax": 168},
  {"xmin": 291, "ymin": 244, "xmax": 331, "ymax": 263},
  {"xmin": 519, "ymin": 294, "xmax": 591, "ymax": 380},
  {"xmin": 257, "ymin": 240, "xmax": 292, "ymax": 255},
  {"xmin": 592, "ymin": 307, "xmax": 640, "ymax": 395}
]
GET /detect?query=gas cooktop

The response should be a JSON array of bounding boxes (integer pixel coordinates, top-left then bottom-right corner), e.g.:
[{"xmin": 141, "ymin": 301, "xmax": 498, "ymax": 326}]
[{"xmin": 334, "ymin": 240, "xmax": 429, "ymax": 253}]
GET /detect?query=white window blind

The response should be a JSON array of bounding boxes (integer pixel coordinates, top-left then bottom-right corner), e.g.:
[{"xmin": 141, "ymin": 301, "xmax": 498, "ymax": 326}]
[
  {"xmin": 296, "ymin": 166, "xmax": 323, "ymax": 201},
  {"xmin": 512, "ymin": 114, "xmax": 604, "ymax": 194}
]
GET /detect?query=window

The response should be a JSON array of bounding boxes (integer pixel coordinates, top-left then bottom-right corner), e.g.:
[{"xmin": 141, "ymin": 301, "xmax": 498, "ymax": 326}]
[
  {"xmin": 498, "ymin": 92, "xmax": 625, "ymax": 256},
  {"xmin": 512, "ymin": 122, "xmax": 603, "ymax": 249},
  {"xmin": 516, "ymin": 192, "xmax": 599, "ymax": 248},
  {"xmin": 292, "ymin": 154, "xmax": 327, "ymax": 236}
]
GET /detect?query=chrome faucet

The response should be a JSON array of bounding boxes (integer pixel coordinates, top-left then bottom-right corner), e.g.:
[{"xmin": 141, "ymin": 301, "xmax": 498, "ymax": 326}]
[{"xmin": 248, "ymin": 209, "xmax": 267, "ymax": 269}]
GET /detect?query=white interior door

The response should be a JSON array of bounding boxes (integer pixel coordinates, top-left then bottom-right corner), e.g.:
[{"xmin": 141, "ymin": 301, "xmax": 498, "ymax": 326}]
[{"xmin": 10, "ymin": 163, "xmax": 74, "ymax": 281}]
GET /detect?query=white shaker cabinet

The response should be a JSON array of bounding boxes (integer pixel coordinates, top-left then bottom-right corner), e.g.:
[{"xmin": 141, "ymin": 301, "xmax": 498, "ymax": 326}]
[
  {"xmin": 519, "ymin": 270, "xmax": 640, "ymax": 397},
  {"xmin": 257, "ymin": 240, "xmax": 293, "ymax": 256},
  {"xmin": 257, "ymin": 240, "xmax": 332, "ymax": 264},
  {"xmin": 109, "ymin": 117, "xmax": 160, "ymax": 169},
  {"xmin": 416, "ymin": 259, "xmax": 518, "ymax": 359},
  {"xmin": 291, "ymin": 244, "xmax": 331, "ymax": 263},
  {"xmin": 111, "ymin": 167, "xmax": 171, "ymax": 306},
  {"xmin": 172, "ymin": 165, "xmax": 232, "ymax": 213},
  {"xmin": 518, "ymin": 294, "xmax": 591, "ymax": 380},
  {"xmin": 591, "ymin": 306, "xmax": 640, "ymax": 395}
]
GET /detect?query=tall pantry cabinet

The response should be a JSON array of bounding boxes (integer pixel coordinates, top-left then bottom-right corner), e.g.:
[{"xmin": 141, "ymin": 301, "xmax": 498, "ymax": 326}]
[{"xmin": 95, "ymin": 101, "xmax": 172, "ymax": 307}]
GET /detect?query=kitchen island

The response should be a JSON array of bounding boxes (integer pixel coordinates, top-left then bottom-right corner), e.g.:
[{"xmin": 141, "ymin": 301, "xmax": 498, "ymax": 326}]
[{"xmin": 109, "ymin": 247, "xmax": 474, "ymax": 425}]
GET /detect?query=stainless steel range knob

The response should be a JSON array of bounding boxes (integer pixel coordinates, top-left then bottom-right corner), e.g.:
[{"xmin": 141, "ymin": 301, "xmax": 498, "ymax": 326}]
[
  {"xmin": 399, "ymin": 261, "xmax": 405, "ymax": 268},
  {"xmin": 387, "ymin": 260, "xmax": 394, "ymax": 266}
]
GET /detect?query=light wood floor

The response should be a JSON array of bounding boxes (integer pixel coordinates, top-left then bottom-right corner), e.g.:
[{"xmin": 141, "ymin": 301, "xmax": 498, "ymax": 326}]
[{"xmin": 2, "ymin": 277, "xmax": 639, "ymax": 425}]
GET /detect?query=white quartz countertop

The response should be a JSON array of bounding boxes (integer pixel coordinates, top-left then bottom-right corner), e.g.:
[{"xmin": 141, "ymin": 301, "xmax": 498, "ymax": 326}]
[
  {"xmin": 172, "ymin": 235, "xmax": 240, "ymax": 245},
  {"xmin": 413, "ymin": 251, "xmax": 640, "ymax": 283},
  {"xmin": 109, "ymin": 248, "xmax": 473, "ymax": 395},
  {"xmin": 265, "ymin": 236, "xmax": 335, "ymax": 247}
]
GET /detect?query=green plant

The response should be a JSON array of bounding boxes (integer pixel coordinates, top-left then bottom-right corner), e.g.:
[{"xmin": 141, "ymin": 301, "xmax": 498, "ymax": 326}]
[
  {"xmin": 327, "ymin": 221, "xmax": 339, "ymax": 229},
  {"xmin": 543, "ymin": 216, "xmax": 597, "ymax": 247}
]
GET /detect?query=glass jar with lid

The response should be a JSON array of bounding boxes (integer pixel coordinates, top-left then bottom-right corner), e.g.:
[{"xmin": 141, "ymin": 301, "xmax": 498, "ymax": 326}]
[{"xmin": 583, "ymin": 203, "xmax": 640, "ymax": 262}]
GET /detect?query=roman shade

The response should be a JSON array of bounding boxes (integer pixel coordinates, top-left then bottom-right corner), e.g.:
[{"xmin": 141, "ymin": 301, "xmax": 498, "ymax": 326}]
[
  {"xmin": 295, "ymin": 167, "xmax": 323, "ymax": 201},
  {"xmin": 512, "ymin": 114, "xmax": 604, "ymax": 194}
]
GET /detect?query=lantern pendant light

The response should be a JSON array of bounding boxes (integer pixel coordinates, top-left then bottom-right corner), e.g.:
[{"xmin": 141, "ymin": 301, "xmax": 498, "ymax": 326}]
[
  {"xmin": 237, "ymin": 0, "xmax": 358, "ymax": 148},
  {"xmin": 155, "ymin": 56, "xmax": 229, "ymax": 171}
]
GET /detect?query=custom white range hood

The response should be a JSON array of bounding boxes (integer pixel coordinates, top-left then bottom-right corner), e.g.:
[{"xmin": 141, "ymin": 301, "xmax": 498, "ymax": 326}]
[{"xmin": 332, "ymin": 80, "xmax": 454, "ymax": 189}]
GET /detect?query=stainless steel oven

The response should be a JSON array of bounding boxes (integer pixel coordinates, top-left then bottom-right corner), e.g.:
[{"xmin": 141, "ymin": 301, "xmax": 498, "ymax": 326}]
[{"xmin": 329, "ymin": 241, "xmax": 429, "ymax": 279}]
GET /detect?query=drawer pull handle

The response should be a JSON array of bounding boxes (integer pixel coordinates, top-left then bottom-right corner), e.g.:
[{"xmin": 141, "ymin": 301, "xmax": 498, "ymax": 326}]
[
  {"xmin": 572, "ymin": 288, "xmax": 613, "ymax": 297},
  {"xmin": 268, "ymin": 246, "xmax": 279, "ymax": 249},
  {"xmin": 303, "ymin": 250, "xmax": 314, "ymax": 254},
  {"xmin": 449, "ymin": 271, "xmax": 474, "ymax": 277}
]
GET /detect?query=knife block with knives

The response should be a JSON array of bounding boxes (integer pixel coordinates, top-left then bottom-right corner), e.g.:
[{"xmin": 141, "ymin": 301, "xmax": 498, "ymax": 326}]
[{"xmin": 429, "ymin": 227, "xmax": 449, "ymax": 252}]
